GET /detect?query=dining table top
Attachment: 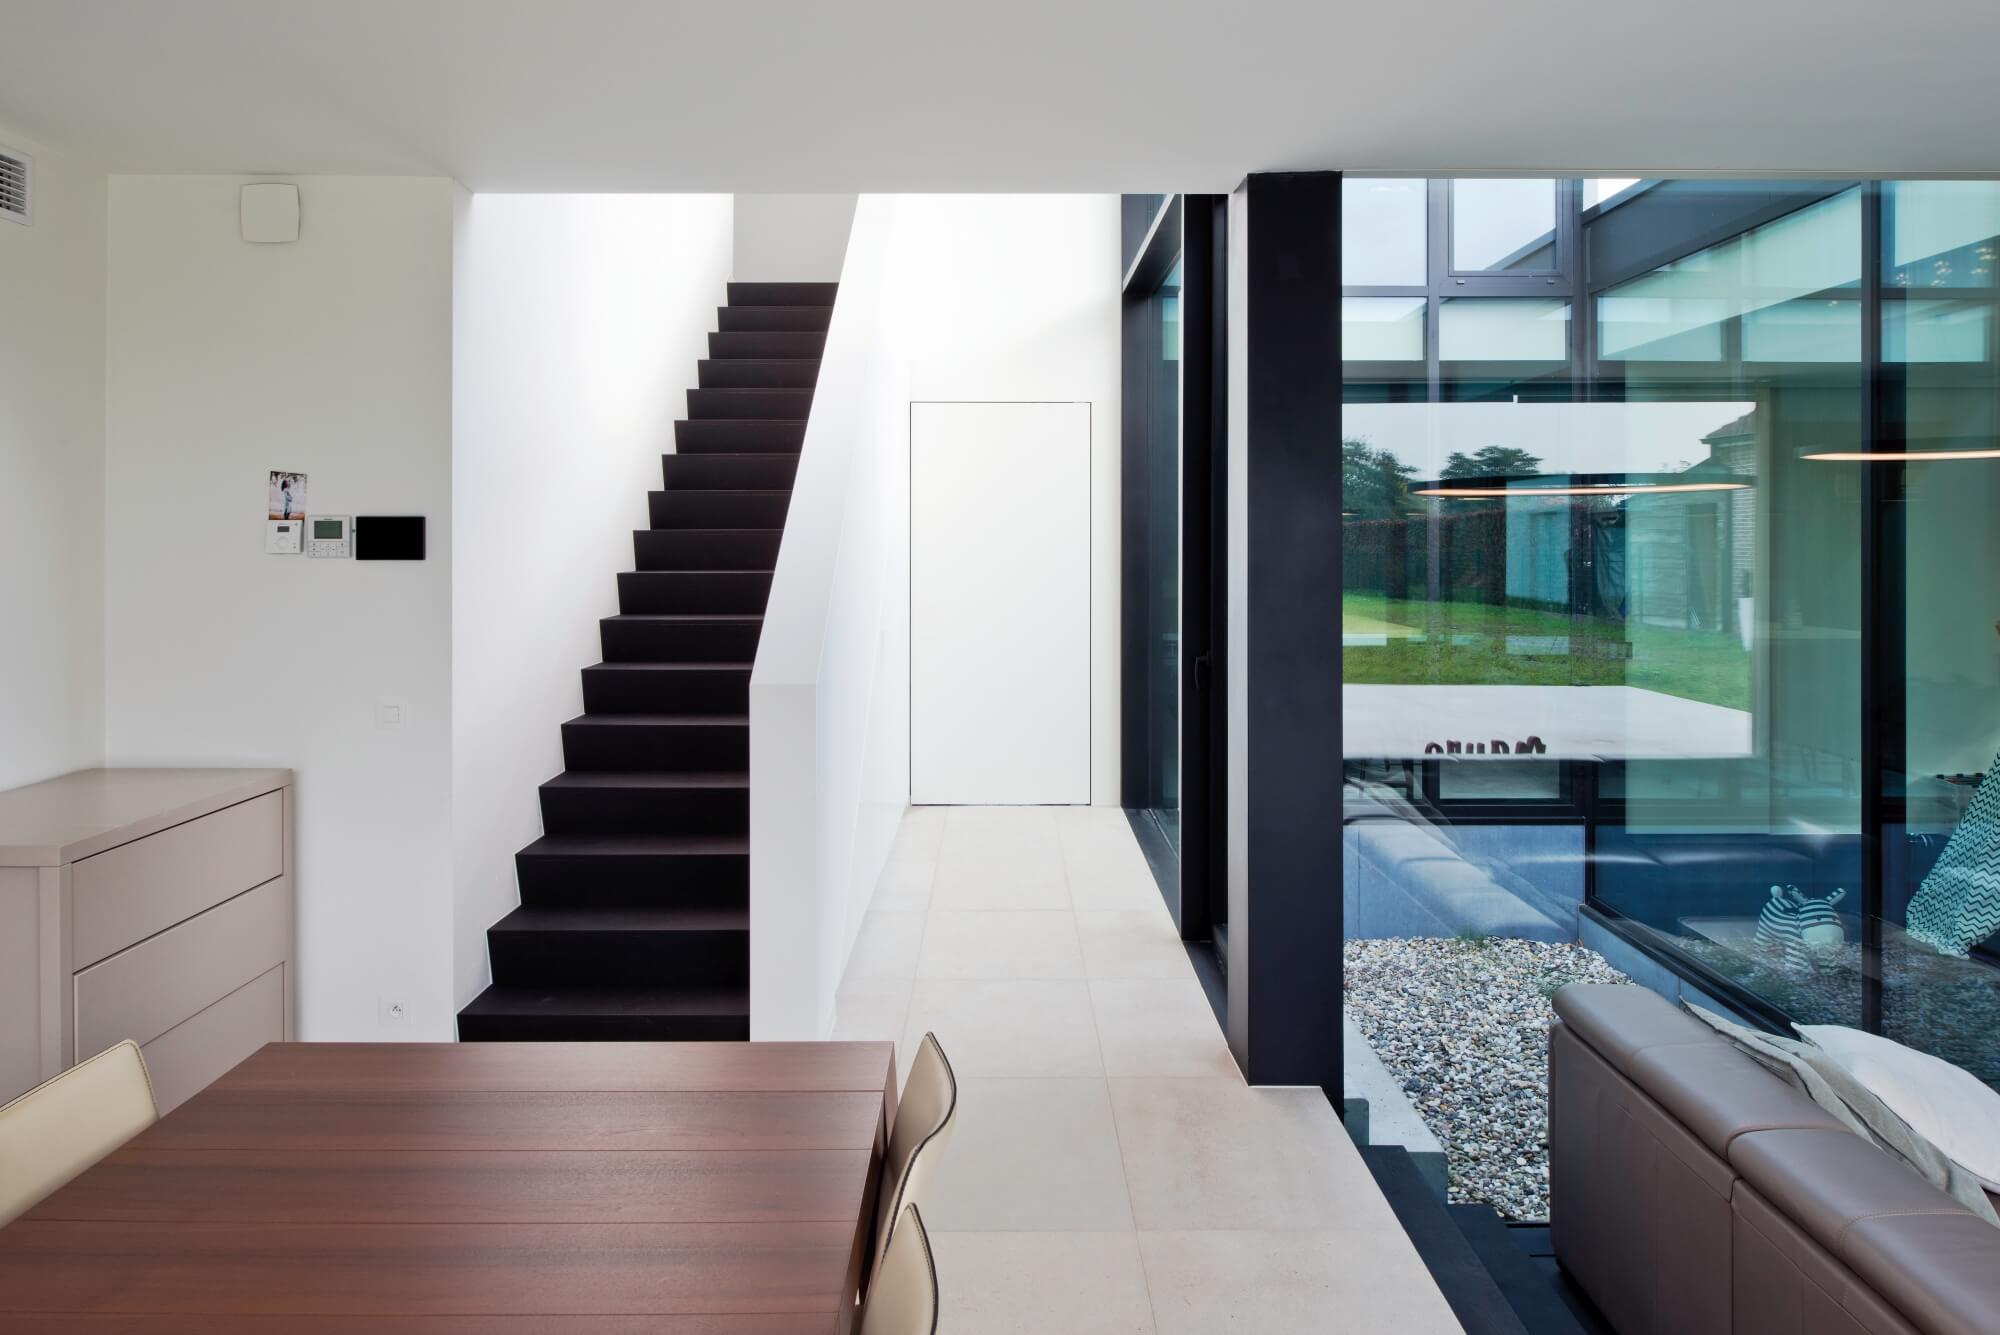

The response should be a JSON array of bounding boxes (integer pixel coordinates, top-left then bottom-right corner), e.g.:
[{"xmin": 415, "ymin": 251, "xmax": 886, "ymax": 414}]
[{"xmin": 0, "ymin": 1039, "xmax": 899, "ymax": 1333}]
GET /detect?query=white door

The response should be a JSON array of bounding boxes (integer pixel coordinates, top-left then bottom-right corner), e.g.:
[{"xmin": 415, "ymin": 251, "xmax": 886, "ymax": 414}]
[{"xmin": 910, "ymin": 401, "xmax": 1091, "ymax": 805}]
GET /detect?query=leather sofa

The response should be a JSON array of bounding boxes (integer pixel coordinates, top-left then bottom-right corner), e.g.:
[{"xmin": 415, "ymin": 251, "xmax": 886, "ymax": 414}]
[{"xmin": 1549, "ymin": 984, "xmax": 2000, "ymax": 1335}]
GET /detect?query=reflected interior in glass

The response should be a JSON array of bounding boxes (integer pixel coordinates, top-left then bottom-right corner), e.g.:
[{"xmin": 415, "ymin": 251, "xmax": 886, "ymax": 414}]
[{"xmin": 1340, "ymin": 176, "xmax": 2000, "ymax": 1087}]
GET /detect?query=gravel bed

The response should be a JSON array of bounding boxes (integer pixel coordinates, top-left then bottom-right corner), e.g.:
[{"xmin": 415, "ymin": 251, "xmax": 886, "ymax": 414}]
[{"xmin": 1345, "ymin": 936, "xmax": 1630, "ymax": 1221}]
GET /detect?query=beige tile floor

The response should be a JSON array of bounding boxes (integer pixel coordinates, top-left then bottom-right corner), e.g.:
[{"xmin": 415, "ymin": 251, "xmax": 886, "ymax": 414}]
[{"xmin": 834, "ymin": 805, "xmax": 1465, "ymax": 1335}]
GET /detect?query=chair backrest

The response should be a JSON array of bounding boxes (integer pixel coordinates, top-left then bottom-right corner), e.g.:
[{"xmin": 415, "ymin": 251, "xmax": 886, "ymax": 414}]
[
  {"xmin": 874, "ymin": 1031, "xmax": 958, "ymax": 1278},
  {"xmin": 0, "ymin": 1040, "xmax": 158, "ymax": 1226},
  {"xmin": 860, "ymin": 1203, "xmax": 939, "ymax": 1335}
]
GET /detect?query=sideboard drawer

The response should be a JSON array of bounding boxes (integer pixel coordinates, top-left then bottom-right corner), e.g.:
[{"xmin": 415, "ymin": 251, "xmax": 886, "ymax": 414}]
[
  {"xmin": 139, "ymin": 964, "xmax": 285, "ymax": 1114},
  {"xmin": 72, "ymin": 790, "xmax": 283, "ymax": 968},
  {"xmin": 74, "ymin": 878, "xmax": 288, "ymax": 1057}
]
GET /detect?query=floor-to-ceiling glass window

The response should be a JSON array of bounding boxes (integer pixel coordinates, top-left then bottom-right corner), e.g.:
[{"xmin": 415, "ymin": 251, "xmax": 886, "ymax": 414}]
[
  {"xmin": 1145, "ymin": 259, "xmax": 1183, "ymax": 850},
  {"xmin": 1877, "ymin": 181, "xmax": 2000, "ymax": 1082},
  {"xmin": 1339, "ymin": 175, "xmax": 2000, "ymax": 1223},
  {"xmin": 1122, "ymin": 199, "xmax": 1184, "ymax": 882}
]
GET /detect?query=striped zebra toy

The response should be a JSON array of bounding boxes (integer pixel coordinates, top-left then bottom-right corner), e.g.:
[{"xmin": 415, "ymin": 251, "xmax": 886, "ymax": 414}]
[{"xmin": 1754, "ymin": 884, "xmax": 1847, "ymax": 971}]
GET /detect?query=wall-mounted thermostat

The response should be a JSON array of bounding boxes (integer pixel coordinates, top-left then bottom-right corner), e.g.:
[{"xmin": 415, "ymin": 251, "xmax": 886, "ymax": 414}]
[
  {"xmin": 306, "ymin": 515, "xmax": 352, "ymax": 558},
  {"xmin": 265, "ymin": 520, "xmax": 301, "ymax": 554}
]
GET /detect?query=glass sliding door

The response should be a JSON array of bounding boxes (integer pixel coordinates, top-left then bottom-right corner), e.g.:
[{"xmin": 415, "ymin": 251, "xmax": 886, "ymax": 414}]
[
  {"xmin": 1121, "ymin": 194, "xmax": 1227, "ymax": 966},
  {"xmin": 1121, "ymin": 197, "xmax": 1185, "ymax": 900},
  {"xmin": 1145, "ymin": 258, "xmax": 1183, "ymax": 850}
]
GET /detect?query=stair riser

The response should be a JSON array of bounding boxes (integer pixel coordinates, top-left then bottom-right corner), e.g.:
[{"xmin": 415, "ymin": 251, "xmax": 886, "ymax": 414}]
[
  {"xmin": 561, "ymin": 721, "xmax": 748, "ymax": 772},
  {"xmin": 709, "ymin": 331, "xmax": 828, "ymax": 360},
  {"xmin": 674, "ymin": 419, "xmax": 807, "ymax": 453},
  {"xmin": 600, "ymin": 619, "xmax": 762, "ymax": 663},
  {"xmin": 490, "ymin": 929, "xmax": 748, "ymax": 988},
  {"xmin": 649, "ymin": 491, "xmax": 791, "ymax": 529},
  {"xmin": 538, "ymin": 785, "xmax": 748, "ymax": 838},
  {"xmin": 459, "ymin": 1011, "xmax": 749, "ymax": 1042},
  {"xmin": 581, "ymin": 666, "xmax": 749, "ymax": 715},
  {"xmin": 688, "ymin": 388, "xmax": 814, "ymax": 421},
  {"xmin": 516, "ymin": 847, "xmax": 748, "ymax": 905},
  {"xmin": 697, "ymin": 359, "xmax": 822, "ymax": 389},
  {"xmin": 661, "ymin": 454, "xmax": 800, "ymax": 491},
  {"xmin": 717, "ymin": 306, "xmax": 834, "ymax": 333},
  {"xmin": 727, "ymin": 281, "xmax": 839, "ymax": 308},
  {"xmin": 617, "ymin": 571, "xmax": 773, "ymax": 615},
  {"xmin": 632, "ymin": 530, "xmax": 782, "ymax": 572}
]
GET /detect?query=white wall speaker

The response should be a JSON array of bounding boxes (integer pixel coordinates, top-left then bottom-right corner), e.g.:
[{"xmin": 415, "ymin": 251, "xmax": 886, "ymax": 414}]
[{"xmin": 240, "ymin": 183, "xmax": 300, "ymax": 243}]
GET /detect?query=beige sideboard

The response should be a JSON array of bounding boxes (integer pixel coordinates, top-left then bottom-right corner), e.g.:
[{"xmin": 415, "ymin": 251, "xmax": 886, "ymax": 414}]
[{"xmin": 0, "ymin": 768, "xmax": 294, "ymax": 1112}]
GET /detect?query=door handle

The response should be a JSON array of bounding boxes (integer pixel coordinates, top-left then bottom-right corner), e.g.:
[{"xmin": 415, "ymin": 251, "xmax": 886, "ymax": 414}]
[{"xmin": 1193, "ymin": 653, "xmax": 1211, "ymax": 692}]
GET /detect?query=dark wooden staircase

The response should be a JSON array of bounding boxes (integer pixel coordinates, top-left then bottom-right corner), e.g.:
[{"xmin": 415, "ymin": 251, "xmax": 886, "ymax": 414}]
[{"xmin": 457, "ymin": 281, "xmax": 836, "ymax": 1042}]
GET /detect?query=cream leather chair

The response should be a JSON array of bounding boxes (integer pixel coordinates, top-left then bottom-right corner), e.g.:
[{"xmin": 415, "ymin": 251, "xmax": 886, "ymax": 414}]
[
  {"xmin": 860, "ymin": 1203, "xmax": 938, "ymax": 1335},
  {"xmin": 0, "ymin": 1040, "xmax": 158, "ymax": 1226},
  {"xmin": 872, "ymin": 1031, "xmax": 958, "ymax": 1282}
]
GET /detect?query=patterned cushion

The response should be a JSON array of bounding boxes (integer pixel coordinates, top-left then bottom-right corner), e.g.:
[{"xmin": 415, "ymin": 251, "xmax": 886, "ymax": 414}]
[{"xmin": 1908, "ymin": 760, "xmax": 2000, "ymax": 957}]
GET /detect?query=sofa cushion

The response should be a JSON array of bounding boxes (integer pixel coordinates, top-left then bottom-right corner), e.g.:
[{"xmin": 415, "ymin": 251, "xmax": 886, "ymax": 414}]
[
  {"xmin": 1554, "ymin": 985, "xmax": 1844, "ymax": 1158},
  {"xmin": 1627, "ymin": 1041, "xmax": 1847, "ymax": 1158},
  {"xmin": 1554, "ymin": 981, "xmax": 1734, "ymax": 1069},
  {"xmin": 1733, "ymin": 1129, "xmax": 2000, "ymax": 1335}
]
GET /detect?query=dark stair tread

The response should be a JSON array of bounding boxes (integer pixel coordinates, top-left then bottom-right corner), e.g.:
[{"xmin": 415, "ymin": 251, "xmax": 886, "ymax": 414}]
[
  {"xmin": 583, "ymin": 661, "xmax": 754, "ymax": 672},
  {"xmin": 1447, "ymin": 1209, "xmax": 1602, "ymax": 1335},
  {"xmin": 602, "ymin": 612, "xmax": 764, "ymax": 623},
  {"xmin": 460, "ymin": 985, "xmax": 747, "ymax": 1020},
  {"xmin": 563, "ymin": 712, "xmax": 750, "ymax": 727},
  {"xmin": 492, "ymin": 905, "xmax": 749, "ymax": 933},
  {"xmin": 664, "ymin": 453, "xmax": 801, "ymax": 464},
  {"xmin": 697, "ymin": 360, "xmax": 824, "ymax": 389},
  {"xmin": 1360, "ymin": 1146, "xmax": 1530, "ymax": 1335},
  {"xmin": 717, "ymin": 306, "xmax": 834, "ymax": 333},
  {"xmin": 520, "ymin": 832, "xmax": 749, "ymax": 856},
  {"xmin": 708, "ymin": 331, "xmax": 828, "ymax": 359},
  {"xmin": 727, "ymin": 281, "xmax": 839, "ymax": 306},
  {"xmin": 541, "ymin": 771, "xmax": 749, "ymax": 790},
  {"xmin": 674, "ymin": 419, "xmax": 808, "ymax": 452}
]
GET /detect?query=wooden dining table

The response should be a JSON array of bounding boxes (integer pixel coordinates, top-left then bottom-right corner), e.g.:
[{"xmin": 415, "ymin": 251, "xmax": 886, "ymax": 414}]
[{"xmin": 0, "ymin": 1040, "xmax": 898, "ymax": 1332}]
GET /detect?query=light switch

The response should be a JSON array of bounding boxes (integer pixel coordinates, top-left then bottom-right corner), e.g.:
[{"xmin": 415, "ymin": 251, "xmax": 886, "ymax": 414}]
[{"xmin": 376, "ymin": 703, "xmax": 405, "ymax": 730}]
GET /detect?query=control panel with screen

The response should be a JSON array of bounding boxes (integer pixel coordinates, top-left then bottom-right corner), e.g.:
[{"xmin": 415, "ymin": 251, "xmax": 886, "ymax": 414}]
[{"xmin": 306, "ymin": 515, "xmax": 352, "ymax": 559}]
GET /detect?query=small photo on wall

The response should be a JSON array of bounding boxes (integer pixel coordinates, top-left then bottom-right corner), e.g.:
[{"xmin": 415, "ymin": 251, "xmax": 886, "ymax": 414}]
[{"xmin": 269, "ymin": 471, "xmax": 307, "ymax": 521}]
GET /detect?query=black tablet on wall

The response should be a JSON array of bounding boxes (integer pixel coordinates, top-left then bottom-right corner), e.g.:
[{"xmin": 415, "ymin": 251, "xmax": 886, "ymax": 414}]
[{"xmin": 354, "ymin": 515, "xmax": 426, "ymax": 560}]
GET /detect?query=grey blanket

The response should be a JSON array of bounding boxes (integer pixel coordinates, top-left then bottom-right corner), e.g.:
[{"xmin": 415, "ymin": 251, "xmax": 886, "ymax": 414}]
[{"xmin": 1684, "ymin": 1003, "xmax": 2000, "ymax": 1227}]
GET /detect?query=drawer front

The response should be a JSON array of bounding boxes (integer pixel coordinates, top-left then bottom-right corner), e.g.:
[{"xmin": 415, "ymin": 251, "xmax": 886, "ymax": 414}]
[
  {"xmin": 74, "ymin": 877, "xmax": 288, "ymax": 1057},
  {"xmin": 73, "ymin": 790, "xmax": 283, "ymax": 968},
  {"xmin": 138, "ymin": 964, "xmax": 285, "ymax": 1114}
]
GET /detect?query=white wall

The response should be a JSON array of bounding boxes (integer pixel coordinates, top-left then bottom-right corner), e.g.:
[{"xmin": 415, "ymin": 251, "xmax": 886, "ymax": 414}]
[
  {"xmin": 103, "ymin": 175, "xmax": 458, "ymax": 1040},
  {"xmin": 734, "ymin": 194, "xmax": 856, "ymax": 283},
  {"xmin": 894, "ymin": 194, "xmax": 1123, "ymax": 806},
  {"xmin": 451, "ymin": 193, "xmax": 734, "ymax": 1010},
  {"xmin": 753, "ymin": 193, "xmax": 1121, "ymax": 1040},
  {"xmin": 752, "ymin": 194, "xmax": 910, "ymax": 1040},
  {"xmin": 0, "ymin": 124, "xmax": 106, "ymax": 790}
]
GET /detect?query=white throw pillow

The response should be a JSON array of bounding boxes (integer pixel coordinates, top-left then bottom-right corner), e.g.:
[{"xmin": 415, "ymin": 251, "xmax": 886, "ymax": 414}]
[{"xmin": 1797, "ymin": 1024, "xmax": 2000, "ymax": 1191}]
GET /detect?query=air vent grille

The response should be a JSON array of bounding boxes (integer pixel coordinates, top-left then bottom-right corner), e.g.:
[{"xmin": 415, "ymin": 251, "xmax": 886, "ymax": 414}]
[{"xmin": 0, "ymin": 147, "xmax": 31, "ymax": 226}]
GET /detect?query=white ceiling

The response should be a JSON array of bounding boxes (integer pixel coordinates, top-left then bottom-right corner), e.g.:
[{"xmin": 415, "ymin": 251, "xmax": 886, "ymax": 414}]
[{"xmin": 2, "ymin": 0, "xmax": 1996, "ymax": 189}]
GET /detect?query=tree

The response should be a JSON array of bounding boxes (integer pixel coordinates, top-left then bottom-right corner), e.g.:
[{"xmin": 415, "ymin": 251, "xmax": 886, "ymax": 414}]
[
  {"xmin": 1342, "ymin": 439, "xmax": 1420, "ymax": 520},
  {"xmin": 1440, "ymin": 445, "xmax": 1544, "ymax": 480}
]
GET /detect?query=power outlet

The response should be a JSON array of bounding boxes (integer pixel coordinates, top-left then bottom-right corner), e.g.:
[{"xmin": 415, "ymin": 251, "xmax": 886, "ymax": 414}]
[{"xmin": 378, "ymin": 996, "xmax": 411, "ymax": 1028}]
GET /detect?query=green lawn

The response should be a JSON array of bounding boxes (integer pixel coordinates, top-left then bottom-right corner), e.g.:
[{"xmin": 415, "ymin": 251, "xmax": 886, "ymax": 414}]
[{"xmin": 1342, "ymin": 592, "xmax": 1751, "ymax": 712}]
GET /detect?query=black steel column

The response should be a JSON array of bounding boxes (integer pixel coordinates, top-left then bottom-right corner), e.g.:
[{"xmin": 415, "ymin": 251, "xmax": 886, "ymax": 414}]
[{"xmin": 1227, "ymin": 172, "xmax": 1344, "ymax": 1088}]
